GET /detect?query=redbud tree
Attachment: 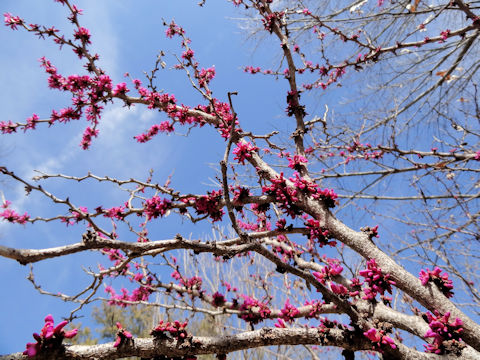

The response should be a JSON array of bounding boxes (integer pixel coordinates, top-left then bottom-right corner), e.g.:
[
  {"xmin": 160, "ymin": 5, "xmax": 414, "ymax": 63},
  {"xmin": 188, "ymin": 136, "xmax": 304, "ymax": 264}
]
[{"xmin": 1, "ymin": 0, "xmax": 480, "ymax": 359}]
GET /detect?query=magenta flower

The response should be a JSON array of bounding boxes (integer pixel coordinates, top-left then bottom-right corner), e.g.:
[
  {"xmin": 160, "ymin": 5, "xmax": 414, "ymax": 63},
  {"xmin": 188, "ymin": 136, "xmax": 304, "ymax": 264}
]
[
  {"xmin": 359, "ymin": 259, "xmax": 396, "ymax": 301},
  {"xmin": 419, "ymin": 267, "xmax": 454, "ymax": 298},
  {"xmin": 112, "ymin": 82, "xmax": 129, "ymax": 96},
  {"xmin": 23, "ymin": 314, "xmax": 77, "ymax": 357},
  {"xmin": 151, "ymin": 320, "xmax": 189, "ymax": 340},
  {"xmin": 143, "ymin": 196, "xmax": 171, "ymax": 220},
  {"xmin": 424, "ymin": 311, "xmax": 464, "ymax": 354},
  {"xmin": 114, "ymin": 322, "xmax": 133, "ymax": 347},
  {"xmin": 363, "ymin": 328, "xmax": 396, "ymax": 350},
  {"xmin": 74, "ymin": 26, "xmax": 91, "ymax": 43},
  {"xmin": 4, "ymin": 13, "xmax": 24, "ymax": 30},
  {"xmin": 280, "ymin": 298, "xmax": 300, "ymax": 322},
  {"xmin": 233, "ymin": 142, "xmax": 258, "ymax": 165}
]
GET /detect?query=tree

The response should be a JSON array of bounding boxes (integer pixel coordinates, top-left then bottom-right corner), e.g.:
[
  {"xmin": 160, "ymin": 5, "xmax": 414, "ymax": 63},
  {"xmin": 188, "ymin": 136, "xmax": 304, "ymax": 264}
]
[{"xmin": 0, "ymin": 0, "xmax": 479, "ymax": 359}]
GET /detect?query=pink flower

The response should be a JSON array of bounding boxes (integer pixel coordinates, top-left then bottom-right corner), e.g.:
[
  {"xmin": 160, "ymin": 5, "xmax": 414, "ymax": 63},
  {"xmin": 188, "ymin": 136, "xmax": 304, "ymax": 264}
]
[
  {"xmin": 114, "ymin": 322, "xmax": 133, "ymax": 347},
  {"xmin": 74, "ymin": 27, "xmax": 91, "ymax": 44},
  {"xmin": 419, "ymin": 267, "xmax": 454, "ymax": 298},
  {"xmin": 4, "ymin": 13, "xmax": 24, "ymax": 30},
  {"xmin": 80, "ymin": 126, "xmax": 99, "ymax": 149},
  {"xmin": 424, "ymin": 311, "xmax": 463, "ymax": 354},
  {"xmin": 112, "ymin": 82, "xmax": 129, "ymax": 96},
  {"xmin": 233, "ymin": 142, "xmax": 258, "ymax": 165},
  {"xmin": 280, "ymin": 298, "xmax": 300, "ymax": 322},
  {"xmin": 23, "ymin": 314, "xmax": 77, "ymax": 357},
  {"xmin": 359, "ymin": 259, "xmax": 396, "ymax": 301},
  {"xmin": 364, "ymin": 328, "xmax": 396, "ymax": 350},
  {"xmin": 330, "ymin": 283, "xmax": 348, "ymax": 296},
  {"xmin": 143, "ymin": 196, "xmax": 171, "ymax": 220},
  {"xmin": 287, "ymin": 155, "xmax": 308, "ymax": 170}
]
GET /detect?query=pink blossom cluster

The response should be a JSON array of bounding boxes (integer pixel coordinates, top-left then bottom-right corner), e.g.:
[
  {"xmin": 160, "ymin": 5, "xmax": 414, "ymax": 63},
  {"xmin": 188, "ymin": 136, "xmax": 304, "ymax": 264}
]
[
  {"xmin": 439, "ymin": 29, "xmax": 451, "ymax": 42},
  {"xmin": 363, "ymin": 328, "xmax": 396, "ymax": 351},
  {"xmin": 231, "ymin": 185, "xmax": 250, "ymax": 210},
  {"xmin": 287, "ymin": 154, "xmax": 308, "ymax": 171},
  {"xmin": 80, "ymin": 126, "xmax": 99, "ymax": 149},
  {"xmin": 290, "ymin": 172, "xmax": 338, "ymax": 208},
  {"xmin": 151, "ymin": 320, "xmax": 189, "ymax": 341},
  {"xmin": 285, "ymin": 90, "xmax": 306, "ymax": 117},
  {"xmin": 280, "ymin": 298, "xmax": 300, "ymax": 322},
  {"xmin": 271, "ymin": 234, "xmax": 296, "ymax": 262},
  {"xmin": 4, "ymin": 12, "xmax": 24, "ymax": 30},
  {"xmin": 212, "ymin": 291, "xmax": 226, "ymax": 307},
  {"xmin": 221, "ymin": 280, "xmax": 237, "ymax": 293},
  {"xmin": 359, "ymin": 259, "xmax": 396, "ymax": 301},
  {"xmin": 104, "ymin": 277, "xmax": 153, "ymax": 306},
  {"xmin": 73, "ymin": 26, "xmax": 91, "ymax": 44},
  {"xmin": 262, "ymin": 11, "xmax": 284, "ymax": 33},
  {"xmin": 237, "ymin": 218, "xmax": 262, "ymax": 232},
  {"xmin": 191, "ymin": 190, "xmax": 224, "ymax": 222},
  {"xmin": 312, "ymin": 262, "xmax": 344, "ymax": 285},
  {"xmin": 134, "ymin": 122, "xmax": 175, "ymax": 142},
  {"xmin": 0, "ymin": 200, "xmax": 29, "ymax": 224},
  {"xmin": 113, "ymin": 322, "xmax": 133, "ymax": 347},
  {"xmin": 197, "ymin": 66, "xmax": 216, "ymax": 89},
  {"xmin": 424, "ymin": 311, "xmax": 464, "ymax": 354},
  {"xmin": 171, "ymin": 270, "xmax": 203, "ymax": 292},
  {"xmin": 23, "ymin": 314, "xmax": 77, "ymax": 357},
  {"xmin": 244, "ymin": 66, "xmax": 261, "ymax": 74},
  {"xmin": 102, "ymin": 205, "xmax": 126, "ymax": 220},
  {"xmin": 208, "ymin": 100, "xmax": 239, "ymax": 139},
  {"xmin": 0, "ymin": 56, "xmax": 115, "ymax": 148},
  {"xmin": 303, "ymin": 66, "xmax": 346, "ymax": 91},
  {"xmin": 101, "ymin": 248, "xmax": 130, "ymax": 275},
  {"xmin": 238, "ymin": 295, "xmax": 271, "ymax": 325},
  {"xmin": 305, "ymin": 218, "xmax": 336, "ymax": 247},
  {"xmin": 262, "ymin": 173, "xmax": 301, "ymax": 218},
  {"xmin": 304, "ymin": 299, "xmax": 324, "ymax": 319},
  {"xmin": 71, "ymin": 206, "xmax": 88, "ymax": 223},
  {"xmin": 419, "ymin": 267, "xmax": 454, "ymax": 298},
  {"xmin": 165, "ymin": 20, "xmax": 185, "ymax": 38},
  {"xmin": 233, "ymin": 142, "xmax": 258, "ymax": 165},
  {"xmin": 143, "ymin": 196, "xmax": 171, "ymax": 220},
  {"xmin": 330, "ymin": 283, "xmax": 349, "ymax": 297},
  {"xmin": 112, "ymin": 82, "xmax": 129, "ymax": 96}
]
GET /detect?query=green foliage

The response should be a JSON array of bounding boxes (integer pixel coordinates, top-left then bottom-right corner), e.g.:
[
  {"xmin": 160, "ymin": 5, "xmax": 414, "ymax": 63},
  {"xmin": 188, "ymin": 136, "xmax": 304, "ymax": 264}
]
[{"xmin": 91, "ymin": 302, "xmax": 157, "ymax": 341}]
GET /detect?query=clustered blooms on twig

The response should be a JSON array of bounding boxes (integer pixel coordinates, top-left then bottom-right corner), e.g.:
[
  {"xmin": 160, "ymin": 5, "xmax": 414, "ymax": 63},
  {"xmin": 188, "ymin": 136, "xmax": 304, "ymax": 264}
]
[
  {"xmin": 424, "ymin": 311, "xmax": 465, "ymax": 354},
  {"xmin": 190, "ymin": 190, "xmax": 224, "ymax": 222},
  {"xmin": 23, "ymin": 315, "xmax": 77, "ymax": 357},
  {"xmin": 233, "ymin": 142, "xmax": 258, "ymax": 165},
  {"xmin": 113, "ymin": 322, "xmax": 133, "ymax": 347},
  {"xmin": 143, "ymin": 195, "xmax": 172, "ymax": 221},
  {"xmin": 105, "ymin": 275, "xmax": 154, "ymax": 306},
  {"xmin": 280, "ymin": 298, "xmax": 300, "ymax": 323},
  {"xmin": 419, "ymin": 267, "xmax": 454, "ymax": 298},
  {"xmin": 238, "ymin": 295, "xmax": 272, "ymax": 325},
  {"xmin": 359, "ymin": 259, "xmax": 395, "ymax": 303},
  {"xmin": 0, "ymin": 200, "xmax": 29, "ymax": 224},
  {"xmin": 151, "ymin": 320, "xmax": 189, "ymax": 341},
  {"xmin": 363, "ymin": 328, "xmax": 396, "ymax": 351}
]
